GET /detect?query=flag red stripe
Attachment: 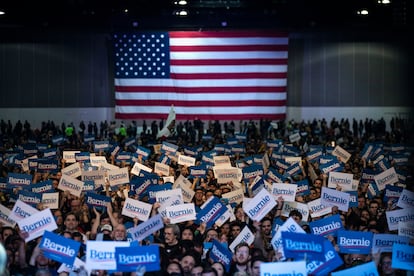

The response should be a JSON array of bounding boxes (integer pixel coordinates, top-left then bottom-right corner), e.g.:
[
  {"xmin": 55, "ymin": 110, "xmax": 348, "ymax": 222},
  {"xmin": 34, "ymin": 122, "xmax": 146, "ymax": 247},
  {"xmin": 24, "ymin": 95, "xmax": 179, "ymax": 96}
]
[
  {"xmin": 115, "ymin": 99, "xmax": 286, "ymax": 107},
  {"xmin": 170, "ymin": 59, "xmax": 288, "ymax": 66},
  {"xmin": 115, "ymin": 86, "xmax": 286, "ymax": 93},
  {"xmin": 169, "ymin": 72, "xmax": 287, "ymax": 80},
  {"xmin": 170, "ymin": 45, "xmax": 289, "ymax": 52},
  {"xmin": 115, "ymin": 112, "xmax": 286, "ymax": 121}
]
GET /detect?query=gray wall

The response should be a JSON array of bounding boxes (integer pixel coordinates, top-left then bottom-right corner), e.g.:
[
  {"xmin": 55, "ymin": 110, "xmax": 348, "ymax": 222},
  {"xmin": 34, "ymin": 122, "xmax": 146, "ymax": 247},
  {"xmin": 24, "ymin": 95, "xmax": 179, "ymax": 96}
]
[{"xmin": 0, "ymin": 29, "xmax": 412, "ymax": 109}]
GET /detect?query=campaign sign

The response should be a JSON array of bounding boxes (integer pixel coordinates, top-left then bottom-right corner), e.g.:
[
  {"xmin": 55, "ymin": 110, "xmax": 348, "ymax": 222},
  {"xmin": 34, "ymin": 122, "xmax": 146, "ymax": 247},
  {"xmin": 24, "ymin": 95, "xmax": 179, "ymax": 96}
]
[
  {"xmin": 39, "ymin": 230, "xmax": 81, "ymax": 266},
  {"xmin": 307, "ymin": 239, "xmax": 343, "ymax": 276},
  {"xmin": 392, "ymin": 243, "xmax": 414, "ymax": 271},
  {"xmin": 229, "ymin": 225, "xmax": 255, "ymax": 253},
  {"xmin": 58, "ymin": 174, "xmax": 84, "ymax": 197},
  {"xmin": 331, "ymin": 261, "xmax": 379, "ymax": 276},
  {"xmin": 85, "ymin": 192, "xmax": 111, "ymax": 210},
  {"xmin": 282, "ymin": 232, "xmax": 326, "ymax": 261},
  {"xmin": 221, "ymin": 189, "xmax": 244, "ymax": 206},
  {"xmin": 128, "ymin": 214, "xmax": 164, "ymax": 242},
  {"xmin": 158, "ymin": 196, "xmax": 182, "ymax": 218},
  {"xmin": 320, "ymin": 159, "xmax": 343, "ymax": 174},
  {"xmin": 310, "ymin": 214, "xmax": 343, "ymax": 237},
  {"xmin": 214, "ymin": 167, "xmax": 243, "ymax": 184},
  {"xmin": 37, "ymin": 158, "xmax": 59, "ymax": 173},
  {"xmin": 17, "ymin": 190, "xmax": 42, "ymax": 207},
  {"xmin": 61, "ymin": 162, "xmax": 82, "ymax": 178},
  {"xmin": 42, "ymin": 192, "xmax": 59, "ymax": 209},
  {"xmin": 243, "ymin": 188, "xmax": 276, "ymax": 221},
  {"xmin": 122, "ymin": 198, "xmax": 152, "ymax": 221},
  {"xmin": 107, "ymin": 167, "xmax": 129, "ymax": 186},
  {"xmin": 10, "ymin": 199, "xmax": 39, "ymax": 222},
  {"xmin": 210, "ymin": 240, "xmax": 232, "ymax": 272},
  {"xmin": 62, "ymin": 151, "xmax": 81, "ymax": 163},
  {"xmin": 155, "ymin": 188, "xmax": 183, "ymax": 204},
  {"xmin": 271, "ymin": 183, "xmax": 297, "ymax": 202},
  {"xmin": 281, "ymin": 201, "xmax": 309, "ymax": 222},
  {"xmin": 31, "ymin": 180, "xmax": 54, "ymax": 194},
  {"xmin": 337, "ymin": 230, "xmax": 373, "ymax": 254},
  {"xmin": 328, "ymin": 172, "xmax": 354, "ymax": 191},
  {"xmin": 271, "ymin": 217, "xmax": 305, "ymax": 261},
  {"xmin": 398, "ymin": 221, "xmax": 414, "ymax": 239},
  {"xmin": 179, "ymin": 184, "xmax": 196, "ymax": 203},
  {"xmin": 296, "ymin": 179, "xmax": 310, "ymax": 196},
  {"xmin": 81, "ymin": 170, "xmax": 106, "ymax": 187},
  {"xmin": 374, "ymin": 167, "xmax": 398, "ymax": 191},
  {"xmin": 261, "ymin": 261, "xmax": 307, "ymax": 276},
  {"xmin": 332, "ymin": 145, "xmax": 351, "ymax": 163},
  {"xmin": 147, "ymin": 183, "xmax": 173, "ymax": 204},
  {"xmin": 131, "ymin": 162, "xmax": 153, "ymax": 177},
  {"xmin": 266, "ymin": 167, "xmax": 285, "ymax": 183},
  {"xmin": 320, "ymin": 187, "xmax": 350, "ymax": 212},
  {"xmin": 166, "ymin": 203, "xmax": 196, "ymax": 224},
  {"xmin": 386, "ymin": 208, "xmax": 414, "ymax": 231},
  {"xmin": 115, "ymin": 244, "xmax": 160, "ymax": 272},
  {"xmin": 372, "ymin": 233, "xmax": 410, "ymax": 253},
  {"xmin": 7, "ymin": 172, "xmax": 32, "ymax": 187},
  {"xmin": 18, "ymin": 208, "xmax": 57, "ymax": 242},
  {"xmin": 0, "ymin": 204, "xmax": 16, "ymax": 227},
  {"xmin": 86, "ymin": 241, "xmax": 130, "ymax": 270},
  {"xmin": 397, "ymin": 189, "xmax": 414, "ymax": 209},
  {"xmin": 196, "ymin": 197, "xmax": 227, "ymax": 228}
]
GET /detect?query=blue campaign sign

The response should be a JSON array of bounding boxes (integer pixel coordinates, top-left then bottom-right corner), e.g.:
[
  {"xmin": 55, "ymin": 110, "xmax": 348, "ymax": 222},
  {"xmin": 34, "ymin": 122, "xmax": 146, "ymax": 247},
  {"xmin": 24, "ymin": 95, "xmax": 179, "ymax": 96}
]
[
  {"xmin": 115, "ymin": 244, "xmax": 160, "ymax": 272},
  {"xmin": 392, "ymin": 243, "xmax": 414, "ymax": 271},
  {"xmin": 196, "ymin": 197, "xmax": 227, "ymax": 228},
  {"xmin": 337, "ymin": 230, "xmax": 373, "ymax": 254},
  {"xmin": 147, "ymin": 183, "xmax": 172, "ymax": 204},
  {"xmin": 310, "ymin": 214, "xmax": 343, "ymax": 237},
  {"xmin": 282, "ymin": 232, "xmax": 326, "ymax": 262},
  {"xmin": 331, "ymin": 261, "xmax": 379, "ymax": 276},
  {"xmin": 39, "ymin": 230, "xmax": 81, "ymax": 266},
  {"xmin": 306, "ymin": 239, "xmax": 343, "ymax": 276},
  {"xmin": 85, "ymin": 192, "xmax": 111, "ymax": 210},
  {"xmin": 210, "ymin": 240, "xmax": 232, "ymax": 272}
]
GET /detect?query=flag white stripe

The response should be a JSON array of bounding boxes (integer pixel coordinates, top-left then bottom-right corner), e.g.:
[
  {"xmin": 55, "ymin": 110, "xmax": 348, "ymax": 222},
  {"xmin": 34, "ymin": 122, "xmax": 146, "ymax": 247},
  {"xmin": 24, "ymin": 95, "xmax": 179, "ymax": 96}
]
[
  {"xmin": 170, "ymin": 51, "xmax": 288, "ymax": 60},
  {"xmin": 170, "ymin": 37, "xmax": 289, "ymax": 46},
  {"xmin": 116, "ymin": 106, "xmax": 286, "ymax": 115},
  {"xmin": 115, "ymin": 92, "xmax": 287, "ymax": 101},
  {"xmin": 115, "ymin": 78, "xmax": 287, "ymax": 87},
  {"xmin": 170, "ymin": 65, "xmax": 287, "ymax": 74}
]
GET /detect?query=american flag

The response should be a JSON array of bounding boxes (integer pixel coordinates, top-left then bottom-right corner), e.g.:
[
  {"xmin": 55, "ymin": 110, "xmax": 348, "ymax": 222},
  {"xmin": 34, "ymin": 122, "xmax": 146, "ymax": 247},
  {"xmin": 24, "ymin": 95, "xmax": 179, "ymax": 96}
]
[{"xmin": 113, "ymin": 31, "xmax": 288, "ymax": 120}]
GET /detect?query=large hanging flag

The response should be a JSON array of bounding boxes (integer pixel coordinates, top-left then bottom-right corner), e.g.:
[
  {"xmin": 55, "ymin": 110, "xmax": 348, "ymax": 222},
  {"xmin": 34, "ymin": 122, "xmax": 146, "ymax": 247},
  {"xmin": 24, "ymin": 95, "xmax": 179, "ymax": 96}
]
[{"xmin": 113, "ymin": 31, "xmax": 288, "ymax": 120}]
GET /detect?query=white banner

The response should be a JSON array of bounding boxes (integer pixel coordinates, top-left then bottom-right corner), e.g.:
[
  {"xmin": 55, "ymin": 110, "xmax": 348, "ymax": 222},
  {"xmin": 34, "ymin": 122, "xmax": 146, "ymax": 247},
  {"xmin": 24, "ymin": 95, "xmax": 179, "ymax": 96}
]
[
  {"xmin": 63, "ymin": 151, "xmax": 81, "ymax": 163},
  {"xmin": 154, "ymin": 162, "xmax": 171, "ymax": 176},
  {"xmin": 166, "ymin": 203, "xmax": 196, "ymax": 224},
  {"xmin": 61, "ymin": 162, "xmax": 82, "ymax": 178},
  {"xmin": 58, "ymin": 174, "xmax": 84, "ymax": 197},
  {"xmin": 320, "ymin": 187, "xmax": 350, "ymax": 212},
  {"xmin": 397, "ymin": 189, "xmax": 414, "ymax": 209},
  {"xmin": 42, "ymin": 192, "xmax": 59, "ymax": 209},
  {"xmin": 178, "ymin": 154, "xmax": 196, "ymax": 167},
  {"xmin": 121, "ymin": 198, "xmax": 152, "ymax": 221},
  {"xmin": 85, "ymin": 241, "xmax": 129, "ymax": 270},
  {"xmin": 328, "ymin": 171, "xmax": 354, "ymax": 191},
  {"xmin": 386, "ymin": 208, "xmax": 414, "ymax": 231},
  {"xmin": 374, "ymin": 167, "xmax": 399, "ymax": 191},
  {"xmin": 18, "ymin": 208, "xmax": 57, "ymax": 242},
  {"xmin": 107, "ymin": 167, "xmax": 129, "ymax": 186},
  {"xmin": 131, "ymin": 162, "xmax": 153, "ymax": 176},
  {"xmin": 243, "ymin": 188, "xmax": 276, "ymax": 221},
  {"xmin": 229, "ymin": 225, "xmax": 254, "ymax": 253},
  {"xmin": 332, "ymin": 145, "xmax": 351, "ymax": 163},
  {"xmin": 271, "ymin": 183, "xmax": 297, "ymax": 202}
]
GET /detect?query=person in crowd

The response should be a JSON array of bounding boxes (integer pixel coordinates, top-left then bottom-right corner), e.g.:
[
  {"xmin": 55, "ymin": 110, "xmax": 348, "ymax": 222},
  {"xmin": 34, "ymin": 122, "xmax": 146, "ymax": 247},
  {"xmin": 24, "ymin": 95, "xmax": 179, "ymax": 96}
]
[
  {"xmin": 0, "ymin": 116, "xmax": 413, "ymax": 276},
  {"xmin": 229, "ymin": 242, "xmax": 251, "ymax": 275}
]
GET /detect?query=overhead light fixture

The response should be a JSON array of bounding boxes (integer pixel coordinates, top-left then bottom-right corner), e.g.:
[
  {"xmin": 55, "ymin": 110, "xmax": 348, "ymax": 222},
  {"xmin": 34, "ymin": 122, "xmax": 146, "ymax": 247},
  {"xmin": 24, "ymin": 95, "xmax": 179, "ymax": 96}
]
[
  {"xmin": 378, "ymin": 0, "xmax": 391, "ymax": 4},
  {"xmin": 174, "ymin": 0, "xmax": 188, "ymax": 5},
  {"xmin": 357, "ymin": 9, "xmax": 369, "ymax": 16},
  {"xmin": 174, "ymin": 9, "xmax": 189, "ymax": 16}
]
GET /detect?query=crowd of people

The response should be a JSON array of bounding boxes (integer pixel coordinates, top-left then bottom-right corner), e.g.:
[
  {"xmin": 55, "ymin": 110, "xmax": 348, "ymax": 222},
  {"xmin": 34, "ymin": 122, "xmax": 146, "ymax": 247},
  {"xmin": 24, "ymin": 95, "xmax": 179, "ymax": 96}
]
[{"xmin": 0, "ymin": 116, "xmax": 413, "ymax": 276}]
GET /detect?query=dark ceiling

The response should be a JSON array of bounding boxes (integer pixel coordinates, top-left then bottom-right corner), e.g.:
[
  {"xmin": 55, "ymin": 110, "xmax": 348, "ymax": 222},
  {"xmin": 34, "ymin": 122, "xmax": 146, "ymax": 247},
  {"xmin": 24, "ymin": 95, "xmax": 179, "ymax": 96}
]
[{"xmin": 0, "ymin": 0, "xmax": 410, "ymax": 32}]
